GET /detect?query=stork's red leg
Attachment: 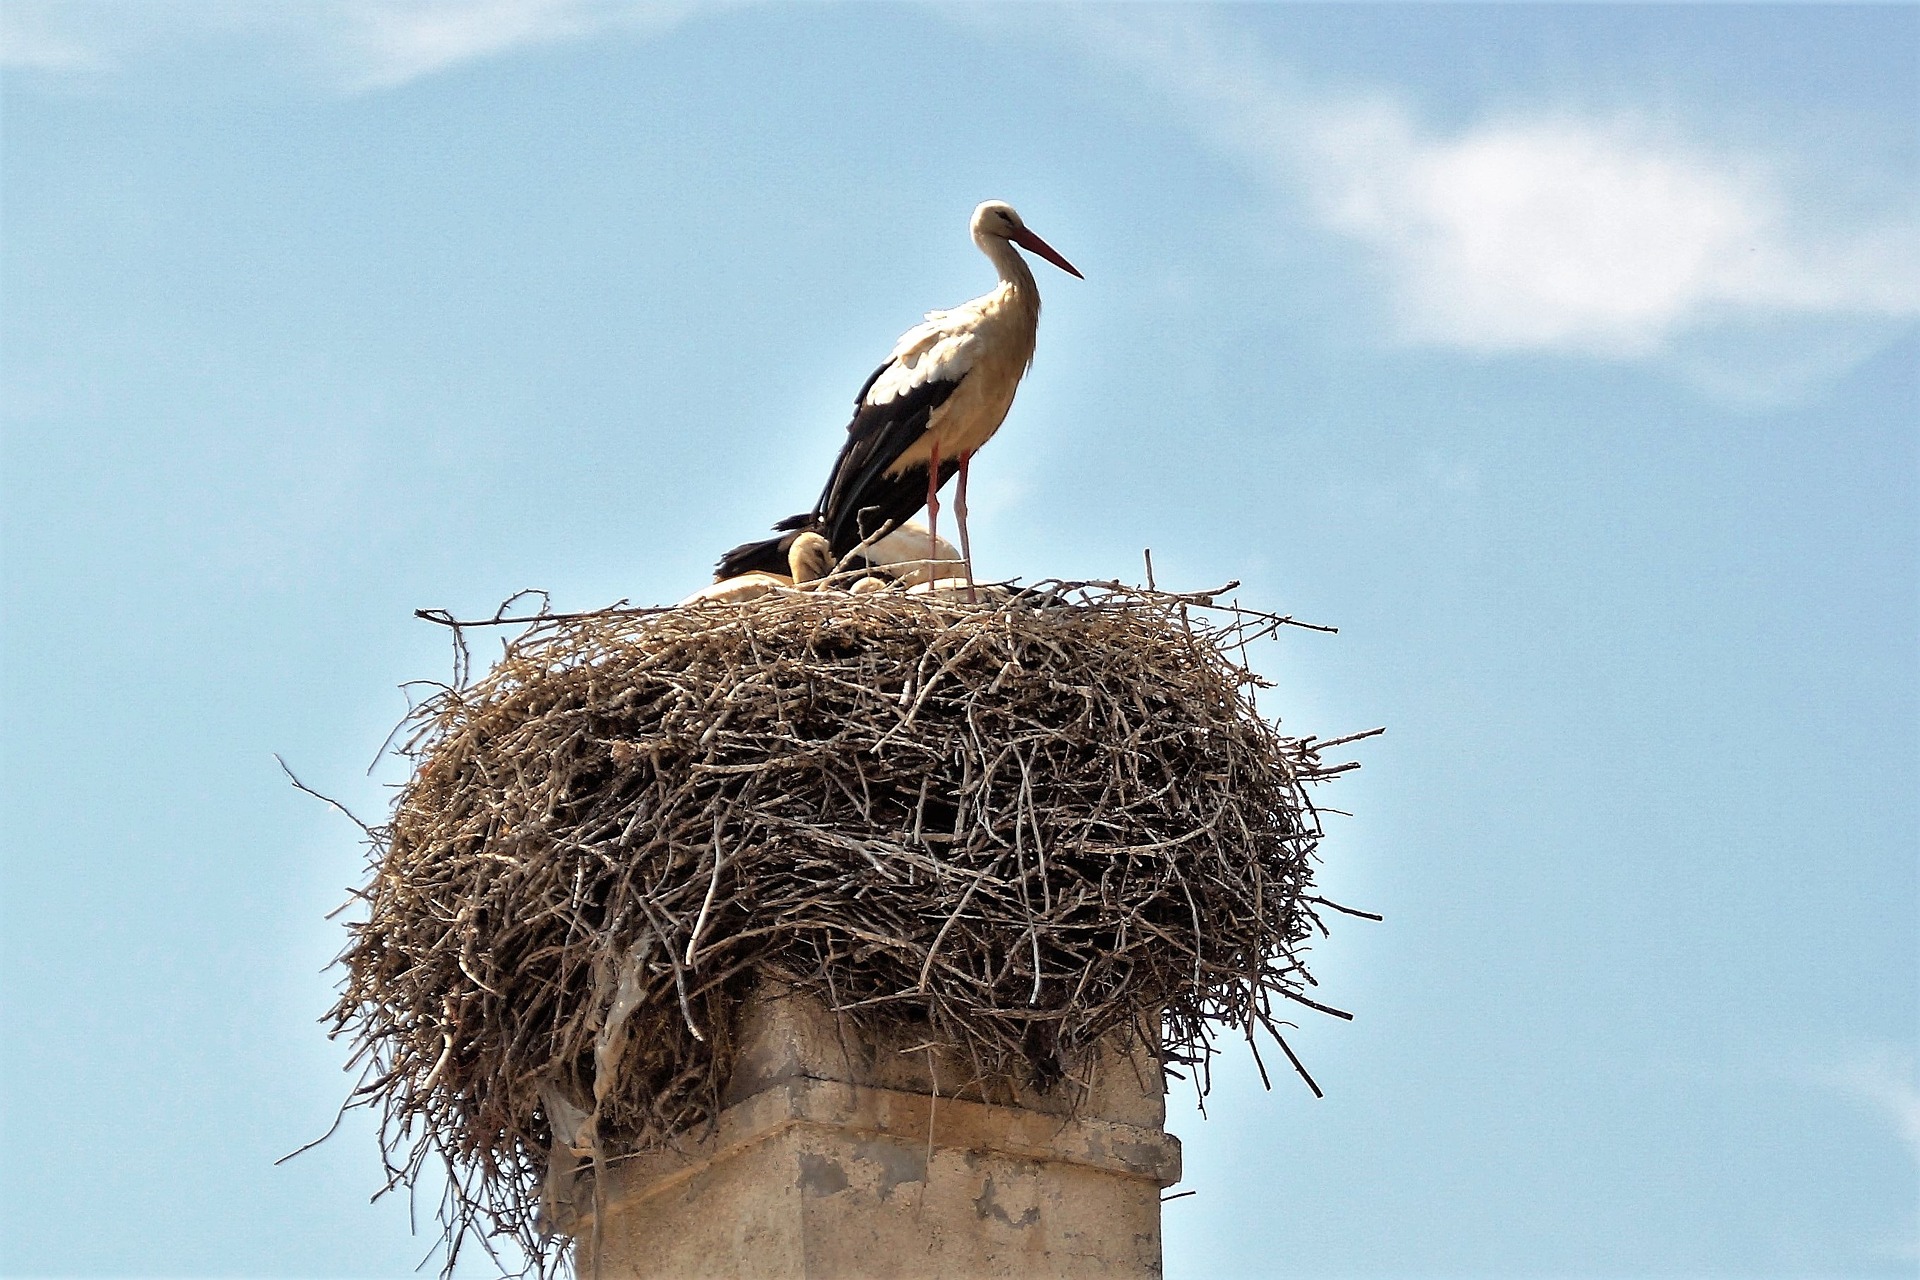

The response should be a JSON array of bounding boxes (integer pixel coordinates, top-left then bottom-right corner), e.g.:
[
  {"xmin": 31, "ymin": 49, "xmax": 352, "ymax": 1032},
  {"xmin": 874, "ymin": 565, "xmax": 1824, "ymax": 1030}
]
[
  {"xmin": 925, "ymin": 439, "xmax": 941, "ymax": 577},
  {"xmin": 955, "ymin": 452, "xmax": 977, "ymax": 603}
]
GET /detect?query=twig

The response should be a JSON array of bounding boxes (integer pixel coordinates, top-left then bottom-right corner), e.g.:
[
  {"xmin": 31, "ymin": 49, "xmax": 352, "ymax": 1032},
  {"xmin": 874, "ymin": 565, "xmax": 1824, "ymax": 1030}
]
[{"xmin": 275, "ymin": 754, "xmax": 376, "ymax": 838}]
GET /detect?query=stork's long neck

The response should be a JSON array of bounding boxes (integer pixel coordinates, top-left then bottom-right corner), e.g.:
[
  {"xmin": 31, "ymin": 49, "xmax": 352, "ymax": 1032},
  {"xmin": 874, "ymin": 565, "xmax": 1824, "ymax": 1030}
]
[{"xmin": 976, "ymin": 232, "xmax": 1040, "ymax": 322}]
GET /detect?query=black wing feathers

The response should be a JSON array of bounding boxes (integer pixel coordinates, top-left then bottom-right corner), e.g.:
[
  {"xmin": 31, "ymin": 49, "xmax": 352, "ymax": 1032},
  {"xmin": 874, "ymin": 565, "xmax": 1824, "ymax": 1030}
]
[
  {"xmin": 848, "ymin": 358, "xmax": 892, "ymax": 411},
  {"xmin": 821, "ymin": 454, "xmax": 959, "ymax": 552},
  {"xmin": 816, "ymin": 373, "xmax": 963, "ymax": 552},
  {"xmin": 713, "ymin": 360, "xmax": 966, "ymax": 579}
]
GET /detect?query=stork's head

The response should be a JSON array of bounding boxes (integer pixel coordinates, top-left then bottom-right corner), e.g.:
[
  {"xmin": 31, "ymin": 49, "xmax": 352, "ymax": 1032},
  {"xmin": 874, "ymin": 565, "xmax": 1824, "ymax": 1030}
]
[{"xmin": 972, "ymin": 200, "xmax": 1083, "ymax": 279}]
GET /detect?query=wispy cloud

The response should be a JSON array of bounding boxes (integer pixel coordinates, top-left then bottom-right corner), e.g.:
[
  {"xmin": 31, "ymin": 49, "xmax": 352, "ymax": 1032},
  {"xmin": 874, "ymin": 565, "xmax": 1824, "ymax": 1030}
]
[
  {"xmin": 1304, "ymin": 108, "xmax": 1916, "ymax": 357},
  {"xmin": 1813, "ymin": 1046, "xmax": 1920, "ymax": 1264},
  {"xmin": 0, "ymin": 0, "xmax": 695, "ymax": 91},
  {"xmin": 1824, "ymin": 1047, "xmax": 1920, "ymax": 1168},
  {"xmin": 1058, "ymin": 10, "xmax": 1920, "ymax": 401},
  {"xmin": 0, "ymin": 1, "xmax": 110, "ymax": 72},
  {"xmin": 334, "ymin": 0, "xmax": 694, "ymax": 91}
]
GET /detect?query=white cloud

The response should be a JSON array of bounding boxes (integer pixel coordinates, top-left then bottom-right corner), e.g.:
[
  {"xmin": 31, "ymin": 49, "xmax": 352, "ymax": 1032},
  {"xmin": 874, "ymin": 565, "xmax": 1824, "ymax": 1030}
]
[
  {"xmin": 0, "ymin": 0, "xmax": 696, "ymax": 91},
  {"xmin": 1058, "ymin": 9, "xmax": 1920, "ymax": 399},
  {"xmin": 335, "ymin": 0, "xmax": 694, "ymax": 91},
  {"xmin": 1825, "ymin": 1047, "xmax": 1920, "ymax": 1168},
  {"xmin": 0, "ymin": 3, "xmax": 109, "ymax": 72},
  {"xmin": 340, "ymin": 0, "xmax": 607, "ymax": 89},
  {"xmin": 1814, "ymin": 1047, "xmax": 1920, "ymax": 1264},
  {"xmin": 1304, "ymin": 107, "xmax": 1918, "ymax": 358}
]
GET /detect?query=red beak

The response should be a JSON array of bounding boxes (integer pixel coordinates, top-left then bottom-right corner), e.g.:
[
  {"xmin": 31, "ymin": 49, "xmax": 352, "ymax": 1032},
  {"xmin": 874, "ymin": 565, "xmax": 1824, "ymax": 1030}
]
[{"xmin": 1010, "ymin": 226, "xmax": 1084, "ymax": 279}]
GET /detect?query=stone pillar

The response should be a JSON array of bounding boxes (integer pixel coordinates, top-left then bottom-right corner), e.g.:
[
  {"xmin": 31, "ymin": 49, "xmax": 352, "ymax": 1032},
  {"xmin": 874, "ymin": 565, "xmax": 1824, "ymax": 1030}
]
[{"xmin": 570, "ymin": 987, "xmax": 1181, "ymax": 1278}]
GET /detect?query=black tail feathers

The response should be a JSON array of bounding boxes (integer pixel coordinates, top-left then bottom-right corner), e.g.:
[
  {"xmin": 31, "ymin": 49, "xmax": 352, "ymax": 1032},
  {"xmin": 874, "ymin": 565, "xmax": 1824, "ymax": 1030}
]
[
  {"xmin": 715, "ymin": 535, "xmax": 792, "ymax": 581},
  {"xmin": 715, "ymin": 514, "xmax": 819, "ymax": 580}
]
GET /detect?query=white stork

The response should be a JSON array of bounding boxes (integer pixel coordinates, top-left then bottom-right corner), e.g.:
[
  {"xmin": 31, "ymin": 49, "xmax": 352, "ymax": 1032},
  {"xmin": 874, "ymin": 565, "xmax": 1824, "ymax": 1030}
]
[
  {"xmin": 682, "ymin": 523, "xmax": 962, "ymax": 607},
  {"xmin": 718, "ymin": 200, "xmax": 1080, "ymax": 593},
  {"xmin": 858, "ymin": 522, "xmax": 963, "ymax": 587}
]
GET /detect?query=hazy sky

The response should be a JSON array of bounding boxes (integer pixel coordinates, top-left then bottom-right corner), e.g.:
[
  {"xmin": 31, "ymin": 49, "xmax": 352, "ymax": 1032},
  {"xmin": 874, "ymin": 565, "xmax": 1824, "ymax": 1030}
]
[{"xmin": 2, "ymin": 3, "xmax": 1915, "ymax": 1276}]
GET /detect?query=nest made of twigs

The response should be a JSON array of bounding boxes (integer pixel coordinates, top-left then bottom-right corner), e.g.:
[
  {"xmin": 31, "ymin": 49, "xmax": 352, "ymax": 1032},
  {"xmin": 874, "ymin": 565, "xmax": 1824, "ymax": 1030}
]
[{"xmin": 327, "ymin": 580, "xmax": 1371, "ymax": 1275}]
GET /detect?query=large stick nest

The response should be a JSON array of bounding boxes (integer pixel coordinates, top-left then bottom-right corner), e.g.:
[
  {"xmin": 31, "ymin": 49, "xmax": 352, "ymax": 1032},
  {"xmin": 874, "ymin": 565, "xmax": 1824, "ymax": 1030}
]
[{"xmin": 327, "ymin": 581, "xmax": 1371, "ymax": 1275}]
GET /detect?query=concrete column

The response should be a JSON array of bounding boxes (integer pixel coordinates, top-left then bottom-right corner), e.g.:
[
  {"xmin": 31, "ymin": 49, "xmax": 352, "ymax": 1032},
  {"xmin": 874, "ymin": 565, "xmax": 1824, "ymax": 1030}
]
[{"xmin": 568, "ymin": 986, "xmax": 1181, "ymax": 1278}]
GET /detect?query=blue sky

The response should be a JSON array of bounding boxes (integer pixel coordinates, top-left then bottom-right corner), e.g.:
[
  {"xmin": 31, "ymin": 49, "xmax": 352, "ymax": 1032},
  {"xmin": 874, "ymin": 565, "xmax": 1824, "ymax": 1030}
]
[{"xmin": 1, "ymin": 3, "xmax": 1914, "ymax": 1276}]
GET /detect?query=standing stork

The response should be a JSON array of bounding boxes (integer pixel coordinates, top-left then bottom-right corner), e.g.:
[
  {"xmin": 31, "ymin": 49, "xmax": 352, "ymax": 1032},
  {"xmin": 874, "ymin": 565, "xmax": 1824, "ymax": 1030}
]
[{"xmin": 718, "ymin": 200, "xmax": 1081, "ymax": 592}]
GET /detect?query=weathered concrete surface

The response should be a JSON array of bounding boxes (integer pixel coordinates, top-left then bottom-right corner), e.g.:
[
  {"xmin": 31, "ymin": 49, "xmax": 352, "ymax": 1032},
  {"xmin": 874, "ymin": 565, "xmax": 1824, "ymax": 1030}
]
[{"xmin": 571, "ymin": 987, "xmax": 1180, "ymax": 1278}]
